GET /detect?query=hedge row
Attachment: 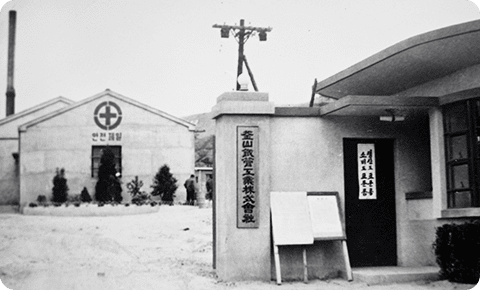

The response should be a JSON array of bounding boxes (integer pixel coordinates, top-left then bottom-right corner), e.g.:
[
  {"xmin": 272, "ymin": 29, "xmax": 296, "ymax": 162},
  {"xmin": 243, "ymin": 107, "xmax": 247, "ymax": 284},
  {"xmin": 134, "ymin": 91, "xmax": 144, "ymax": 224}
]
[{"xmin": 433, "ymin": 220, "xmax": 480, "ymax": 284}]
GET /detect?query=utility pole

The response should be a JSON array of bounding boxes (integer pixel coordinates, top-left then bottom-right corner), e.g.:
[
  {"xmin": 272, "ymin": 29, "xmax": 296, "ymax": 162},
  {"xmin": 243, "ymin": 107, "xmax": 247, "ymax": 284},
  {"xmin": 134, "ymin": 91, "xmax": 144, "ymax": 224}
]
[
  {"xmin": 236, "ymin": 19, "xmax": 245, "ymax": 90},
  {"xmin": 213, "ymin": 19, "xmax": 272, "ymax": 90}
]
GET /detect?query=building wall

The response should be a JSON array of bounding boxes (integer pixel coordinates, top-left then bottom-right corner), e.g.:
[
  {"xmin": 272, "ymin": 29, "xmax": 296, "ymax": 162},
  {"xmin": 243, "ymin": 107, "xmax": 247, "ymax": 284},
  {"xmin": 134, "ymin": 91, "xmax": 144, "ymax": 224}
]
[
  {"xmin": 269, "ymin": 114, "xmax": 434, "ymax": 278},
  {"xmin": 0, "ymin": 99, "xmax": 72, "ymax": 205},
  {"xmin": 0, "ymin": 101, "xmax": 70, "ymax": 138},
  {"xmin": 214, "ymin": 114, "xmax": 272, "ymax": 281},
  {"xmin": 214, "ymin": 92, "xmax": 435, "ymax": 282},
  {"xmin": 0, "ymin": 140, "xmax": 18, "ymax": 204},
  {"xmin": 396, "ymin": 65, "xmax": 480, "ymax": 251},
  {"xmin": 19, "ymin": 96, "xmax": 194, "ymax": 204},
  {"xmin": 195, "ymin": 168, "xmax": 213, "ymax": 196}
]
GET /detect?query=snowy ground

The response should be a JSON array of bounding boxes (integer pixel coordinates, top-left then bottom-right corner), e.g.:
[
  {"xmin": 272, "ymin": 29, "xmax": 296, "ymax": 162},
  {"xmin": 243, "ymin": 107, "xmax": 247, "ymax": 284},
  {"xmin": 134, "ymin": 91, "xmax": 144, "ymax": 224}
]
[{"xmin": 0, "ymin": 206, "xmax": 477, "ymax": 290}]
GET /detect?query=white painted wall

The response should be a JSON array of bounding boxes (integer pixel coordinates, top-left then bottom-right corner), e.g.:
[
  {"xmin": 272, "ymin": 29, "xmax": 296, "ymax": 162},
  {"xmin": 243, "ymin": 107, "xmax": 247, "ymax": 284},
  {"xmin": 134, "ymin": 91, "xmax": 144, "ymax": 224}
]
[
  {"xmin": 19, "ymin": 95, "xmax": 194, "ymax": 204},
  {"xmin": 0, "ymin": 98, "xmax": 72, "ymax": 205}
]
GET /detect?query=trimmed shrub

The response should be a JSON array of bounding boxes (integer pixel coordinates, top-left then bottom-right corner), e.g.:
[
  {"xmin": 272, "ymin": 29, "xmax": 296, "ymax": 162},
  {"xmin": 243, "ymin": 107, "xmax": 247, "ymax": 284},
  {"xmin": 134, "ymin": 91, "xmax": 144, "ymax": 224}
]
[
  {"xmin": 127, "ymin": 176, "xmax": 150, "ymax": 205},
  {"xmin": 95, "ymin": 147, "xmax": 122, "ymax": 203},
  {"xmin": 80, "ymin": 187, "xmax": 92, "ymax": 203},
  {"xmin": 433, "ymin": 221, "xmax": 480, "ymax": 284},
  {"xmin": 52, "ymin": 168, "xmax": 69, "ymax": 203},
  {"xmin": 151, "ymin": 165, "xmax": 178, "ymax": 202},
  {"xmin": 36, "ymin": 195, "xmax": 47, "ymax": 205},
  {"xmin": 68, "ymin": 194, "xmax": 81, "ymax": 203}
]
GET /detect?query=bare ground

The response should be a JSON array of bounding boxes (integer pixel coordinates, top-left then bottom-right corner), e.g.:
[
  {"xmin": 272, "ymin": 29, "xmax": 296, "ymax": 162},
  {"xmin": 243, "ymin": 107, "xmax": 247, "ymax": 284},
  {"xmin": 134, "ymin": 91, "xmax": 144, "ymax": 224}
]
[{"xmin": 0, "ymin": 206, "xmax": 477, "ymax": 290}]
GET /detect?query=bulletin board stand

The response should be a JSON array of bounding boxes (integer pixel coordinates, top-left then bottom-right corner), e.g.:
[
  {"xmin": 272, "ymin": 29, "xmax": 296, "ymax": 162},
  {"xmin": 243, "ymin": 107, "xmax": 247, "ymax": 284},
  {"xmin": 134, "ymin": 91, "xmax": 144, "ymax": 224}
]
[{"xmin": 270, "ymin": 191, "xmax": 353, "ymax": 285}]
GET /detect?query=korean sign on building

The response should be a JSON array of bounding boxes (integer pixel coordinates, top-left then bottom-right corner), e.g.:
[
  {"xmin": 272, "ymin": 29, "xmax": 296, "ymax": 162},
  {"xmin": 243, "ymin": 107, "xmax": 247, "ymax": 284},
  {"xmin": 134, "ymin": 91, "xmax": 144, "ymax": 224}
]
[
  {"xmin": 92, "ymin": 132, "xmax": 122, "ymax": 142},
  {"xmin": 92, "ymin": 101, "xmax": 123, "ymax": 143},
  {"xmin": 357, "ymin": 143, "xmax": 377, "ymax": 200},
  {"xmin": 237, "ymin": 126, "xmax": 259, "ymax": 228}
]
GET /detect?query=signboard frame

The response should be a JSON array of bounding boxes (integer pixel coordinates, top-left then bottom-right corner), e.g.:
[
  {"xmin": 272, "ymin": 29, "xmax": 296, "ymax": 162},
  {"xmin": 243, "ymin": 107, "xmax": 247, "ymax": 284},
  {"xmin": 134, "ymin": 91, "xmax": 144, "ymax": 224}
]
[
  {"xmin": 270, "ymin": 191, "xmax": 352, "ymax": 284},
  {"xmin": 237, "ymin": 126, "xmax": 259, "ymax": 228},
  {"xmin": 307, "ymin": 191, "xmax": 346, "ymax": 241},
  {"xmin": 270, "ymin": 191, "xmax": 314, "ymax": 246}
]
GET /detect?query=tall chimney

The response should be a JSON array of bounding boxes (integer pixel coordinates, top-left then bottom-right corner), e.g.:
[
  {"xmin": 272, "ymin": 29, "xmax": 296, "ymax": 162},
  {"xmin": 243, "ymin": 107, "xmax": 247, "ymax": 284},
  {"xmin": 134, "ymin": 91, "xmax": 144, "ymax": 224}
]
[{"xmin": 6, "ymin": 10, "xmax": 16, "ymax": 117}]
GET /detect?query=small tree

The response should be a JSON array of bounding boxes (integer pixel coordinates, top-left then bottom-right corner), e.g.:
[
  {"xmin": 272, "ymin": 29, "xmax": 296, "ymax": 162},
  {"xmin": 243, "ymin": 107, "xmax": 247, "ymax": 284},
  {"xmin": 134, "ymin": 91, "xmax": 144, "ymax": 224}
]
[
  {"xmin": 80, "ymin": 187, "xmax": 92, "ymax": 203},
  {"xmin": 127, "ymin": 176, "xmax": 149, "ymax": 205},
  {"xmin": 95, "ymin": 147, "xmax": 122, "ymax": 203},
  {"xmin": 151, "ymin": 165, "xmax": 178, "ymax": 202},
  {"xmin": 52, "ymin": 168, "xmax": 68, "ymax": 203}
]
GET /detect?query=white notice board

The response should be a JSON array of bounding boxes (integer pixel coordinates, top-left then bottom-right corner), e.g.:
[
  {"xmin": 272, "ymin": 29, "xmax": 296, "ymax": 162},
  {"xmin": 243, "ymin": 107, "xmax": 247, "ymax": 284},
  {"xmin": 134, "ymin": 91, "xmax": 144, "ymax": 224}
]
[
  {"xmin": 270, "ymin": 191, "xmax": 351, "ymax": 284},
  {"xmin": 270, "ymin": 192, "xmax": 314, "ymax": 246},
  {"xmin": 307, "ymin": 192, "xmax": 346, "ymax": 240}
]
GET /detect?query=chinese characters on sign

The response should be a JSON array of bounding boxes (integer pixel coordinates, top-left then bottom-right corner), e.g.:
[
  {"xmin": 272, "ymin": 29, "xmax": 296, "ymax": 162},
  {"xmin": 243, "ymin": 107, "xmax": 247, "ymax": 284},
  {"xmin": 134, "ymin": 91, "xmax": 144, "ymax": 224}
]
[
  {"xmin": 357, "ymin": 143, "xmax": 377, "ymax": 200},
  {"xmin": 237, "ymin": 126, "xmax": 259, "ymax": 228},
  {"xmin": 92, "ymin": 132, "xmax": 122, "ymax": 142}
]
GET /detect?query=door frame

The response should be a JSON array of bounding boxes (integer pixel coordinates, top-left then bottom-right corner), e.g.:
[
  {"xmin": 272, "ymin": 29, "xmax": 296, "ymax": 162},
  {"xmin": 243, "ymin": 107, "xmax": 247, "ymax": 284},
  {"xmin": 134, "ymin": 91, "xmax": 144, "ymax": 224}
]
[{"xmin": 343, "ymin": 138, "xmax": 397, "ymax": 267}]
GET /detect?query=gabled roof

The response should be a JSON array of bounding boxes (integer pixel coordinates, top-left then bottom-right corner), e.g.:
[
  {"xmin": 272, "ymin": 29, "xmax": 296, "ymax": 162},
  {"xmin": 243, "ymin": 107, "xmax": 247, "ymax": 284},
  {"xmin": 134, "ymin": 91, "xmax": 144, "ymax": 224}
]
[
  {"xmin": 19, "ymin": 89, "xmax": 196, "ymax": 132},
  {"xmin": 315, "ymin": 19, "xmax": 480, "ymax": 99},
  {"xmin": 0, "ymin": 96, "xmax": 74, "ymax": 127}
]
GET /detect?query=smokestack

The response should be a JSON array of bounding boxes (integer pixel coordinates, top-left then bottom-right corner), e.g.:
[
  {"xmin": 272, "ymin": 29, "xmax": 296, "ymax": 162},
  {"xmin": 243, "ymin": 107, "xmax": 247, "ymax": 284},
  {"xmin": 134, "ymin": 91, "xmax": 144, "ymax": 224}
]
[{"xmin": 6, "ymin": 10, "xmax": 16, "ymax": 117}]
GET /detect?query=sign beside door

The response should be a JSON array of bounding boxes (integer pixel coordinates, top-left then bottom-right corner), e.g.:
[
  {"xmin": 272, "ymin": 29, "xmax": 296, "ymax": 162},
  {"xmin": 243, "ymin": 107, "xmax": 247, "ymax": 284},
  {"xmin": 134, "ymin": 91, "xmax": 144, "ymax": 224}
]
[{"xmin": 357, "ymin": 143, "xmax": 377, "ymax": 199}]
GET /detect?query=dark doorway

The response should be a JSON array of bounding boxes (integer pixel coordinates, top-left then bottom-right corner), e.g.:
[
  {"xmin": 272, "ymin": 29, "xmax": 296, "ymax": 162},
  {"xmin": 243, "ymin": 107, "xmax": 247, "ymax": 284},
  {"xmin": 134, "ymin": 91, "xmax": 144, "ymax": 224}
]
[{"xmin": 343, "ymin": 139, "xmax": 397, "ymax": 267}]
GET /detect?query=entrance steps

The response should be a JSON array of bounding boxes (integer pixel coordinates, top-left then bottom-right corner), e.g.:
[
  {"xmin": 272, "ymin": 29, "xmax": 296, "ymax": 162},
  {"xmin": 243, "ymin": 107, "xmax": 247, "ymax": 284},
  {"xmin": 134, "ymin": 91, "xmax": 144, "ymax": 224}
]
[{"xmin": 352, "ymin": 266, "xmax": 440, "ymax": 285}]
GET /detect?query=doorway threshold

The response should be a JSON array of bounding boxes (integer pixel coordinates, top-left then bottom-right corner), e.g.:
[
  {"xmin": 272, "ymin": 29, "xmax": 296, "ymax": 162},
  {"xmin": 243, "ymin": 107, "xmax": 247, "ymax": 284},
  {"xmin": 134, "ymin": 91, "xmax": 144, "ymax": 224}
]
[{"xmin": 352, "ymin": 266, "xmax": 440, "ymax": 285}]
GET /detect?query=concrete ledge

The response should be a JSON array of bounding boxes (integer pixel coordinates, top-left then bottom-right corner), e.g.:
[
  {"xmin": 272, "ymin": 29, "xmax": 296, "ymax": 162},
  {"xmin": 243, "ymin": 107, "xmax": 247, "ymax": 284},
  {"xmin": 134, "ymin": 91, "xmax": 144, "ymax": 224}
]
[
  {"xmin": 405, "ymin": 191, "xmax": 433, "ymax": 200},
  {"xmin": 211, "ymin": 101, "xmax": 275, "ymax": 119},
  {"xmin": 441, "ymin": 207, "xmax": 480, "ymax": 218},
  {"xmin": 22, "ymin": 204, "xmax": 160, "ymax": 216},
  {"xmin": 217, "ymin": 91, "xmax": 269, "ymax": 102},
  {"xmin": 274, "ymin": 107, "xmax": 322, "ymax": 116},
  {"xmin": 352, "ymin": 266, "xmax": 439, "ymax": 285},
  {"xmin": 0, "ymin": 205, "xmax": 20, "ymax": 213}
]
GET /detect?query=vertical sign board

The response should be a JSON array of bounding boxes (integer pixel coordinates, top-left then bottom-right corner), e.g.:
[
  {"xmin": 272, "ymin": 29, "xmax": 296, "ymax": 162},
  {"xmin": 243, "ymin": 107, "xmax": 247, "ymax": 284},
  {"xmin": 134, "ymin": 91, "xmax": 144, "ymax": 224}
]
[
  {"xmin": 270, "ymin": 192, "xmax": 314, "ymax": 285},
  {"xmin": 307, "ymin": 193, "xmax": 345, "ymax": 240},
  {"xmin": 270, "ymin": 192, "xmax": 314, "ymax": 245},
  {"xmin": 237, "ymin": 126, "xmax": 259, "ymax": 228},
  {"xmin": 270, "ymin": 192, "xmax": 352, "ymax": 284},
  {"xmin": 357, "ymin": 143, "xmax": 377, "ymax": 199}
]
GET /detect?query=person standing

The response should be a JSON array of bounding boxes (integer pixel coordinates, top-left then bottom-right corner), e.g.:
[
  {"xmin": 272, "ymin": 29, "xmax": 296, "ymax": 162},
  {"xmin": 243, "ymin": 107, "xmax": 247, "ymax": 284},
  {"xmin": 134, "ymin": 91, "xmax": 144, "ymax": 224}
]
[
  {"xmin": 184, "ymin": 174, "xmax": 196, "ymax": 205},
  {"xmin": 206, "ymin": 176, "xmax": 213, "ymax": 200}
]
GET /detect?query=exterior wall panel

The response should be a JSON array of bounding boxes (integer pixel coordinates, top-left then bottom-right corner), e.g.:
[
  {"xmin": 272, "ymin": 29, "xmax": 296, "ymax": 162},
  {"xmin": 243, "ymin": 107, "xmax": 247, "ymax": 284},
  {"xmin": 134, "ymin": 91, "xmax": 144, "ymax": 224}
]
[
  {"xmin": 269, "ymin": 114, "xmax": 433, "ymax": 276},
  {"xmin": 19, "ymin": 95, "xmax": 194, "ymax": 204}
]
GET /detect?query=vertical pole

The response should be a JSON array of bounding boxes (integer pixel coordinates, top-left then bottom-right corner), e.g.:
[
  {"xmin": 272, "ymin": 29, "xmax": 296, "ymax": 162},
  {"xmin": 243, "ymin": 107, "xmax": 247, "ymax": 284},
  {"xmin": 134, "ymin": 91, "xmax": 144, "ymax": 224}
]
[
  {"xmin": 274, "ymin": 245, "xmax": 282, "ymax": 285},
  {"xmin": 309, "ymin": 79, "xmax": 317, "ymax": 107},
  {"xmin": 6, "ymin": 10, "xmax": 16, "ymax": 116},
  {"xmin": 243, "ymin": 55, "xmax": 258, "ymax": 92},
  {"xmin": 236, "ymin": 19, "xmax": 245, "ymax": 91},
  {"xmin": 303, "ymin": 247, "xmax": 308, "ymax": 283},
  {"xmin": 212, "ymin": 136, "xmax": 216, "ymax": 269},
  {"xmin": 342, "ymin": 240, "xmax": 353, "ymax": 281}
]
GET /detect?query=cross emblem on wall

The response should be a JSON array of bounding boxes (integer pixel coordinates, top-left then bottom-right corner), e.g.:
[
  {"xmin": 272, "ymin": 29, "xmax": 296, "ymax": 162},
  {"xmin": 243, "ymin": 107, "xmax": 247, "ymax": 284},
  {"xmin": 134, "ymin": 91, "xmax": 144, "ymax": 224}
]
[{"xmin": 94, "ymin": 101, "xmax": 123, "ymax": 130}]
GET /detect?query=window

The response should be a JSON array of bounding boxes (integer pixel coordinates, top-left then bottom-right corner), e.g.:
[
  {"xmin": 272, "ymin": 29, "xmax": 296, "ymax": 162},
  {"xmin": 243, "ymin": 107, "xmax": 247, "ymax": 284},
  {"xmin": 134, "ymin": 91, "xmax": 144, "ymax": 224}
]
[
  {"xmin": 444, "ymin": 98, "xmax": 480, "ymax": 208},
  {"xmin": 91, "ymin": 146, "xmax": 122, "ymax": 178}
]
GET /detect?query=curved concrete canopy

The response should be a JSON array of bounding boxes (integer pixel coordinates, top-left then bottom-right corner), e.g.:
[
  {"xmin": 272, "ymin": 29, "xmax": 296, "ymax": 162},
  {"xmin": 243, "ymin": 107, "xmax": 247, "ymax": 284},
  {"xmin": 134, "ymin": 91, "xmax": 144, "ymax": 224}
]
[{"xmin": 315, "ymin": 19, "xmax": 480, "ymax": 99}]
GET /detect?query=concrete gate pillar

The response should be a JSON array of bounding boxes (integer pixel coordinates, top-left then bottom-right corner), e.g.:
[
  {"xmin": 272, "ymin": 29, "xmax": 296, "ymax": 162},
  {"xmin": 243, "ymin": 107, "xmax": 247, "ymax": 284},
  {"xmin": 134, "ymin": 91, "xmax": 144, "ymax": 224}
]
[{"xmin": 212, "ymin": 91, "xmax": 275, "ymax": 281}]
